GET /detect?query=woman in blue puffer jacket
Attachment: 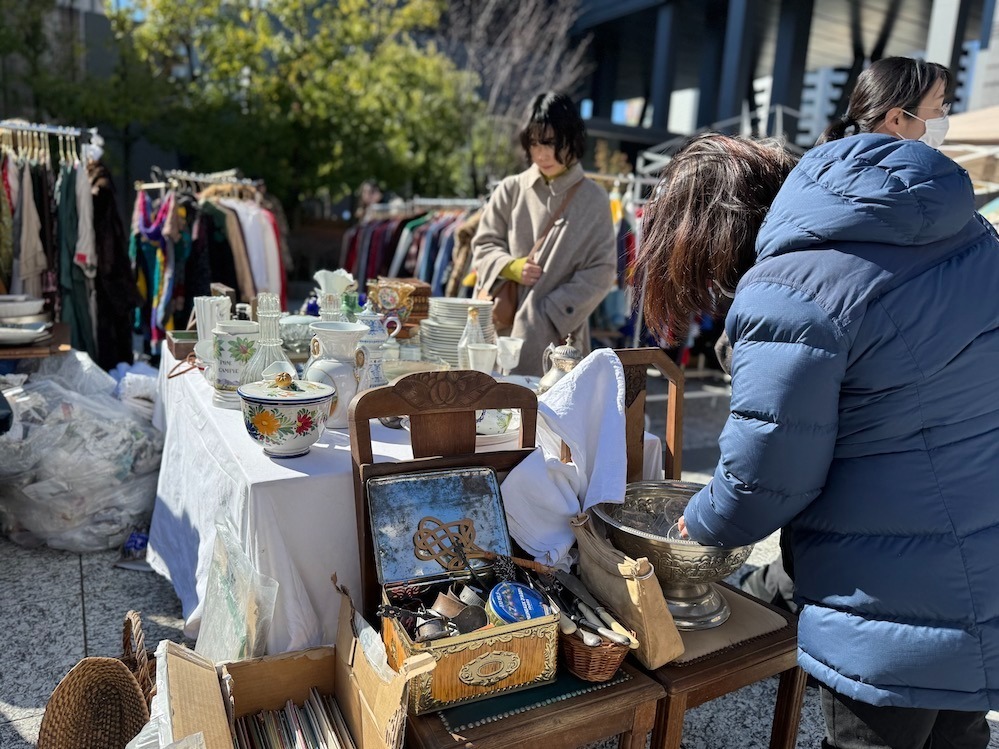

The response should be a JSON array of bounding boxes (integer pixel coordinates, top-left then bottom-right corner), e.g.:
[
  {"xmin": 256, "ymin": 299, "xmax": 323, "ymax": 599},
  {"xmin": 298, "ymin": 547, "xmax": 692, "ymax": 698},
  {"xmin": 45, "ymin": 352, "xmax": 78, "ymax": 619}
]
[{"xmin": 640, "ymin": 58, "xmax": 998, "ymax": 747}]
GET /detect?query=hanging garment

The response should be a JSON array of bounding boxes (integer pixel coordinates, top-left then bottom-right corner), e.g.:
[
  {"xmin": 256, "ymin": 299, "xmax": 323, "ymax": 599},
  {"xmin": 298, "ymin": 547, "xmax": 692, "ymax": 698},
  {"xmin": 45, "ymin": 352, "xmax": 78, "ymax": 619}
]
[
  {"xmin": 430, "ymin": 222, "xmax": 458, "ymax": 297},
  {"xmin": 10, "ymin": 156, "xmax": 22, "ymax": 273},
  {"xmin": 58, "ymin": 164, "xmax": 96, "ymax": 357},
  {"xmin": 260, "ymin": 207, "xmax": 287, "ymax": 310},
  {"xmin": 445, "ymin": 210, "xmax": 481, "ymax": 298},
  {"xmin": 132, "ymin": 191, "xmax": 175, "ymax": 353},
  {"xmin": 17, "ymin": 163, "xmax": 45, "ymax": 298},
  {"xmin": 169, "ymin": 192, "xmax": 198, "ymax": 330},
  {"xmin": 33, "ymin": 164, "xmax": 60, "ymax": 316},
  {"xmin": 388, "ymin": 213, "xmax": 431, "ymax": 278},
  {"xmin": 210, "ymin": 201, "xmax": 256, "ymax": 303},
  {"xmin": 219, "ymin": 198, "xmax": 276, "ymax": 294},
  {"xmin": 0, "ymin": 155, "xmax": 13, "ymax": 289},
  {"xmin": 90, "ymin": 160, "xmax": 140, "ymax": 369},
  {"xmin": 74, "ymin": 161, "xmax": 97, "ymax": 276},
  {"xmin": 194, "ymin": 201, "xmax": 238, "ymax": 298}
]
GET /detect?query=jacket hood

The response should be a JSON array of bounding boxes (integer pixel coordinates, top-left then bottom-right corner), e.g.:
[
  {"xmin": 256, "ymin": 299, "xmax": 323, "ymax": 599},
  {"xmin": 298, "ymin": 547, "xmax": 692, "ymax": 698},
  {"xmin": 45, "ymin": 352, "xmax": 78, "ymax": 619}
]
[{"xmin": 756, "ymin": 134, "xmax": 976, "ymax": 262}]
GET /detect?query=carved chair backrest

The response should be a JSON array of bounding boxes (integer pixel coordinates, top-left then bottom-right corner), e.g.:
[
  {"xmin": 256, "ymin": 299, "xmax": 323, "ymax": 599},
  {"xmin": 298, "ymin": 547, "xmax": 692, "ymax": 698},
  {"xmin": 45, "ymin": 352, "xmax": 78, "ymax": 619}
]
[
  {"xmin": 613, "ymin": 348, "xmax": 684, "ymax": 481},
  {"xmin": 348, "ymin": 370, "xmax": 539, "ymax": 620}
]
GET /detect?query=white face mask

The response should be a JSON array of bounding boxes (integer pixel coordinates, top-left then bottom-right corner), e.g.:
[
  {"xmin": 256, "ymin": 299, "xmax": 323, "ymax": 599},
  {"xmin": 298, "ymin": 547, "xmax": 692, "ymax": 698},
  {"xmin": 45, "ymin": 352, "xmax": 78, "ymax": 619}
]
[{"xmin": 901, "ymin": 110, "xmax": 950, "ymax": 149}]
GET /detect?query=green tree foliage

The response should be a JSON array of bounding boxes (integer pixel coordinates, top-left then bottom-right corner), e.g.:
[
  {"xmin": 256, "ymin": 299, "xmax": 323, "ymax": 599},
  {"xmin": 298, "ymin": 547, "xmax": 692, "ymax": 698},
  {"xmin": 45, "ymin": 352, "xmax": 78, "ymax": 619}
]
[
  {"xmin": 119, "ymin": 0, "xmax": 480, "ymax": 206},
  {"xmin": 0, "ymin": 0, "xmax": 77, "ymax": 120}
]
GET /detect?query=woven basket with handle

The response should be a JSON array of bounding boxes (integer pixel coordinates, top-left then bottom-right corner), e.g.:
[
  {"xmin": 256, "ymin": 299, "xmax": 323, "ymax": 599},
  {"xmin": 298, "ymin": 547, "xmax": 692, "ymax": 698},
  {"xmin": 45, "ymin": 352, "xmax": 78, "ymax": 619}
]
[
  {"xmin": 37, "ymin": 657, "xmax": 149, "ymax": 749},
  {"xmin": 119, "ymin": 609, "xmax": 155, "ymax": 708},
  {"xmin": 37, "ymin": 610, "xmax": 155, "ymax": 749}
]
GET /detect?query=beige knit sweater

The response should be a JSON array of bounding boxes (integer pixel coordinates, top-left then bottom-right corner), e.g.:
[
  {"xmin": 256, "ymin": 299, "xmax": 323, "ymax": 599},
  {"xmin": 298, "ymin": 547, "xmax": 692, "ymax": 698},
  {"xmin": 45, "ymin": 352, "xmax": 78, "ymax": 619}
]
[{"xmin": 471, "ymin": 163, "xmax": 616, "ymax": 376}]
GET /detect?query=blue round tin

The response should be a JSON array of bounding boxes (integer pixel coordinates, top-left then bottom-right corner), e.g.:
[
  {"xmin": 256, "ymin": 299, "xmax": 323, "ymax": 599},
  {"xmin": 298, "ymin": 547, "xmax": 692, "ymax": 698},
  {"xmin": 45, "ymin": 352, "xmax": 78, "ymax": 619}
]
[{"xmin": 486, "ymin": 581, "xmax": 547, "ymax": 625}]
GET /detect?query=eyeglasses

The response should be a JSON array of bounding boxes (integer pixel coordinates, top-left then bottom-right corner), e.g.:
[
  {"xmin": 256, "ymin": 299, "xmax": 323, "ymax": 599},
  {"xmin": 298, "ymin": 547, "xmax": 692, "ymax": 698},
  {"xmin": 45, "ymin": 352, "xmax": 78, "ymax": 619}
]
[{"xmin": 914, "ymin": 102, "xmax": 952, "ymax": 117}]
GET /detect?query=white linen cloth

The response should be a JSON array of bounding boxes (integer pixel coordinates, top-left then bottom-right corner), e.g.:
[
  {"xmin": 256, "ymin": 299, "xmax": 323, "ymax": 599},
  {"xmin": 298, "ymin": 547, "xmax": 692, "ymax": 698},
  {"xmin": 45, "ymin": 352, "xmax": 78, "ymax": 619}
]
[
  {"xmin": 502, "ymin": 348, "xmax": 631, "ymax": 568},
  {"xmin": 149, "ymin": 347, "xmax": 415, "ymax": 653}
]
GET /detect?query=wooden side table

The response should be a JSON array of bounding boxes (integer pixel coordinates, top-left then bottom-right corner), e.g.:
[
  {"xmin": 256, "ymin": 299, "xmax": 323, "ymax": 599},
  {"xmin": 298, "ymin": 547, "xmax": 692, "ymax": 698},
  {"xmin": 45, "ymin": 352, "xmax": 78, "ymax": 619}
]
[
  {"xmin": 405, "ymin": 662, "xmax": 665, "ymax": 749},
  {"xmin": 646, "ymin": 583, "xmax": 807, "ymax": 749}
]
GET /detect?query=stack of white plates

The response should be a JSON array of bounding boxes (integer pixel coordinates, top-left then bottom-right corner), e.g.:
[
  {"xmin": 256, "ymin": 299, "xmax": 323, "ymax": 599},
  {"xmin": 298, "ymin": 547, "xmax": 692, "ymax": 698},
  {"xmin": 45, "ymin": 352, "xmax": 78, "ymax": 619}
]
[
  {"xmin": 421, "ymin": 298, "xmax": 497, "ymax": 368},
  {"xmin": 0, "ymin": 296, "xmax": 51, "ymax": 346},
  {"xmin": 0, "ymin": 295, "xmax": 45, "ymax": 319},
  {"xmin": 0, "ymin": 321, "xmax": 52, "ymax": 346}
]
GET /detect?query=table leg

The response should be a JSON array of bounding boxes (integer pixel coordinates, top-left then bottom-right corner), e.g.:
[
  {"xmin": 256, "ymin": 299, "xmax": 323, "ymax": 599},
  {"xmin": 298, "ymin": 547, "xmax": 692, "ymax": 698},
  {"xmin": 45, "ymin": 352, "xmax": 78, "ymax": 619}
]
[
  {"xmin": 769, "ymin": 666, "xmax": 807, "ymax": 749},
  {"xmin": 617, "ymin": 698, "xmax": 658, "ymax": 749},
  {"xmin": 649, "ymin": 694, "xmax": 686, "ymax": 749}
]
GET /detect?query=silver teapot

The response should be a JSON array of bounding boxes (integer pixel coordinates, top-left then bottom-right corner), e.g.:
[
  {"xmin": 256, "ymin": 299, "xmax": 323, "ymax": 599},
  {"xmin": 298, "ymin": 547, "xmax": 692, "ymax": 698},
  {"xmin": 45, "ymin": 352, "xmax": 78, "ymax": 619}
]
[{"xmin": 537, "ymin": 334, "xmax": 583, "ymax": 394}]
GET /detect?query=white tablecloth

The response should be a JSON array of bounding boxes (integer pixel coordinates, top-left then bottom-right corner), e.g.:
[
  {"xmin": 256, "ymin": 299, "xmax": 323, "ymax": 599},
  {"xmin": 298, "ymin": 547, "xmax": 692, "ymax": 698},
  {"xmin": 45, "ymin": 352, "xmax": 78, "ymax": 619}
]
[{"xmin": 149, "ymin": 348, "xmax": 663, "ymax": 654}]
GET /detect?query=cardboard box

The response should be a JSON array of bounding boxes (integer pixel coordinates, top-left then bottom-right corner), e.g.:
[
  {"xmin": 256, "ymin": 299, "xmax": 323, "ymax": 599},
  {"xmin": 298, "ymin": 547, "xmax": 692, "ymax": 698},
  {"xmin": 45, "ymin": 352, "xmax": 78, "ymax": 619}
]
[
  {"xmin": 161, "ymin": 585, "xmax": 434, "ymax": 749},
  {"xmin": 369, "ymin": 468, "xmax": 559, "ymax": 715}
]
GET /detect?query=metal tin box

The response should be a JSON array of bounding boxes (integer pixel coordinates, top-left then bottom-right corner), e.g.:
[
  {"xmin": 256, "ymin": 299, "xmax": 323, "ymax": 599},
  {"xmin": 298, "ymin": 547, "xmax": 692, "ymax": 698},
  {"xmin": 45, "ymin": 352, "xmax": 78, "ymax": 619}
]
[{"xmin": 367, "ymin": 467, "xmax": 558, "ymax": 715}]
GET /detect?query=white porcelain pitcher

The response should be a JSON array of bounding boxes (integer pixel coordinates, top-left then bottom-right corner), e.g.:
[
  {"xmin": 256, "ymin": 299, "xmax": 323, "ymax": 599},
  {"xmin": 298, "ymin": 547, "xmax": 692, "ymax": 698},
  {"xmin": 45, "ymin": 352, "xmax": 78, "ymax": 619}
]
[{"xmin": 303, "ymin": 321, "xmax": 368, "ymax": 428}]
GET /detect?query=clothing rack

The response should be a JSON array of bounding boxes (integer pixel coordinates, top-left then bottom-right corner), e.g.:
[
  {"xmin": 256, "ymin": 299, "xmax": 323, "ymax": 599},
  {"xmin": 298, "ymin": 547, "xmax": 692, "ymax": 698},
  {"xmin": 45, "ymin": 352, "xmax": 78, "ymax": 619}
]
[
  {"xmin": 134, "ymin": 167, "xmax": 265, "ymax": 195},
  {"xmin": 364, "ymin": 196, "xmax": 481, "ymax": 220},
  {"xmin": 165, "ymin": 168, "xmax": 263, "ymax": 187},
  {"xmin": 584, "ymin": 172, "xmax": 629, "ymax": 185},
  {"xmin": 410, "ymin": 196, "xmax": 482, "ymax": 208},
  {"xmin": 134, "ymin": 180, "xmax": 172, "ymax": 192},
  {"xmin": 0, "ymin": 119, "xmax": 98, "ymax": 142}
]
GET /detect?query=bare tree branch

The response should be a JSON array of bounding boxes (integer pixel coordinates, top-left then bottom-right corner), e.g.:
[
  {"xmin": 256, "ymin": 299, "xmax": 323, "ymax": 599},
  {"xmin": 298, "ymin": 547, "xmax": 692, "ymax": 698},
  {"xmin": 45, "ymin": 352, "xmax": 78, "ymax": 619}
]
[{"xmin": 439, "ymin": 0, "xmax": 592, "ymax": 190}]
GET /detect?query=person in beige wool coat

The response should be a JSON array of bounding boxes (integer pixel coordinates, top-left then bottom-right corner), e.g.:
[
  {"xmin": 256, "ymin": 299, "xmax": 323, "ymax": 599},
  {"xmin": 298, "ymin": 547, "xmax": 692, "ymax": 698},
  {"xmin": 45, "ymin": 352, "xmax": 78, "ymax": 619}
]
[{"xmin": 472, "ymin": 92, "xmax": 617, "ymax": 377}]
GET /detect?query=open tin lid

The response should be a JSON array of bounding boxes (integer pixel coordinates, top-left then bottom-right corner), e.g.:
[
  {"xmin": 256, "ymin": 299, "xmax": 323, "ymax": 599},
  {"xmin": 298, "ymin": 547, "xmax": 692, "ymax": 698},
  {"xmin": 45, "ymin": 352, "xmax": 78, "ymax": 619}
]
[{"xmin": 367, "ymin": 467, "xmax": 512, "ymax": 586}]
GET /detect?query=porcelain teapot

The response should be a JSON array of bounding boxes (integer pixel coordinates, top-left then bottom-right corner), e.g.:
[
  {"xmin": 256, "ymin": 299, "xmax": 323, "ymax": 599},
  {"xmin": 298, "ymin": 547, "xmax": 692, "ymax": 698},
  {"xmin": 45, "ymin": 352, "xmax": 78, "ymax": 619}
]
[
  {"xmin": 538, "ymin": 334, "xmax": 583, "ymax": 394},
  {"xmin": 355, "ymin": 298, "xmax": 402, "ymax": 348}
]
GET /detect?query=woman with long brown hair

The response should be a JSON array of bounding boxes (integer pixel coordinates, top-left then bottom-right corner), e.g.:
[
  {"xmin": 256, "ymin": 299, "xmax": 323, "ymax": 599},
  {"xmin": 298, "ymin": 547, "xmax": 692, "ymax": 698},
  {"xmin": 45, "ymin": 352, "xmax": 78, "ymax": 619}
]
[{"xmin": 636, "ymin": 134, "xmax": 796, "ymax": 348}]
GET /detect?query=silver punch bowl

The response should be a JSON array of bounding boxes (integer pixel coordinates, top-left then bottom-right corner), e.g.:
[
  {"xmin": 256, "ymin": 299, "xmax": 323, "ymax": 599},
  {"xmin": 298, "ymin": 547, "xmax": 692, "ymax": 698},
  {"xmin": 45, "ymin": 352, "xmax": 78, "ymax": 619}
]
[{"xmin": 592, "ymin": 481, "xmax": 754, "ymax": 630}]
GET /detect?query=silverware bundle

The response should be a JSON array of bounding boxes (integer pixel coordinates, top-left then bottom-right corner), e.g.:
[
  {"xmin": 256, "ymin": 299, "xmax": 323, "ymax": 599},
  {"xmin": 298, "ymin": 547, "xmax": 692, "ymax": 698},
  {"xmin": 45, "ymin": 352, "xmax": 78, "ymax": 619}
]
[{"xmin": 536, "ymin": 571, "xmax": 638, "ymax": 649}]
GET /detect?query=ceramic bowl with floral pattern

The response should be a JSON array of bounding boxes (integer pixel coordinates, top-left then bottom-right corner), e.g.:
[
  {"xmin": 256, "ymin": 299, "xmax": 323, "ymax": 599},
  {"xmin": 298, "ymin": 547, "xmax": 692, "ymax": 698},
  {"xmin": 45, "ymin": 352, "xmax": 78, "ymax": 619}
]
[{"xmin": 237, "ymin": 378, "xmax": 335, "ymax": 458}]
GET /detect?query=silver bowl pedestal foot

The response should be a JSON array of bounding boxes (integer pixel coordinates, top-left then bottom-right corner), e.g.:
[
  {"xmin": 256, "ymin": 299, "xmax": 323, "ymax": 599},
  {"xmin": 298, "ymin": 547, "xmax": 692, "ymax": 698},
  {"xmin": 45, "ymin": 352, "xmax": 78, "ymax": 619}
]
[{"xmin": 661, "ymin": 582, "xmax": 731, "ymax": 630}]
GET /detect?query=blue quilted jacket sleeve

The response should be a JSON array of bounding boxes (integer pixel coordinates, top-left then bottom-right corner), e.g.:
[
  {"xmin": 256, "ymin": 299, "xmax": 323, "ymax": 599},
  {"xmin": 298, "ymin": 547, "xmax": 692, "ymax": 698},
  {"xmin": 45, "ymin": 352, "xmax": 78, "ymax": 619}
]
[{"xmin": 683, "ymin": 278, "xmax": 849, "ymax": 547}]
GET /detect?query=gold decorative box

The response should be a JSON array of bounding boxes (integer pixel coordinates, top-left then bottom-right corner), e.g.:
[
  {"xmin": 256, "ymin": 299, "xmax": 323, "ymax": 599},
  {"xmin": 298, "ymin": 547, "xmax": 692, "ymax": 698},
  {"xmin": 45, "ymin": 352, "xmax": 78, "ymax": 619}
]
[{"xmin": 367, "ymin": 468, "xmax": 559, "ymax": 715}]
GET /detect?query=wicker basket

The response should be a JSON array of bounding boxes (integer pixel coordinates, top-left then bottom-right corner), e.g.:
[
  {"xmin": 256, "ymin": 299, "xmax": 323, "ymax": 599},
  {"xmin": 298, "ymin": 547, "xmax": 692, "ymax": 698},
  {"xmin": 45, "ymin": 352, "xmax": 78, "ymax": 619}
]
[
  {"xmin": 37, "ymin": 611, "xmax": 157, "ymax": 749},
  {"xmin": 37, "ymin": 658, "xmax": 149, "ymax": 749},
  {"xmin": 559, "ymin": 630, "xmax": 630, "ymax": 682},
  {"xmin": 119, "ymin": 610, "xmax": 156, "ymax": 708}
]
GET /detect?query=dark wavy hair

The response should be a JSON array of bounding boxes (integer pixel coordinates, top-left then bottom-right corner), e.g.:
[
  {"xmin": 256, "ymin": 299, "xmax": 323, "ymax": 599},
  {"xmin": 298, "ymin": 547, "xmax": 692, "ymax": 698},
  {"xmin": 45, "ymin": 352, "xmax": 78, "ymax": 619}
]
[
  {"xmin": 519, "ymin": 92, "xmax": 587, "ymax": 167},
  {"xmin": 818, "ymin": 57, "xmax": 953, "ymax": 144},
  {"xmin": 636, "ymin": 133, "xmax": 798, "ymax": 346}
]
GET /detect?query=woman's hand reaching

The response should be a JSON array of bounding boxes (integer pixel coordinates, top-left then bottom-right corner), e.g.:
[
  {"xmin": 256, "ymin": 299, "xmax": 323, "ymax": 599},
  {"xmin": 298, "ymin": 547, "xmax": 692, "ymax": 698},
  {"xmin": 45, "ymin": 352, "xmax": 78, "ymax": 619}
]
[
  {"xmin": 520, "ymin": 259, "xmax": 544, "ymax": 287},
  {"xmin": 676, "ymin": 515, "xmax": 690, "ymax": 539}
]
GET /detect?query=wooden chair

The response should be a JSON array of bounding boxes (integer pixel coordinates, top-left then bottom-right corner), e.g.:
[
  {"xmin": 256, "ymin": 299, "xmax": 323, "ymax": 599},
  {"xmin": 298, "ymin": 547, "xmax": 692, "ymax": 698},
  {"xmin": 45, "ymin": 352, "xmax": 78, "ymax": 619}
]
[
  {"xmin": 348, "ymin": 369, "xmax": 665, "ymax": 749},
  {"xmin": 612, "ymin": 347, "xmax": 807, "ymax": 749},
  {"xmin": 614, "ymin": 347, "xmax": 684, "ymax": 481},
  {"xmin": 348, "ymin": 369, "xmax": 539, "ymax": 622}
]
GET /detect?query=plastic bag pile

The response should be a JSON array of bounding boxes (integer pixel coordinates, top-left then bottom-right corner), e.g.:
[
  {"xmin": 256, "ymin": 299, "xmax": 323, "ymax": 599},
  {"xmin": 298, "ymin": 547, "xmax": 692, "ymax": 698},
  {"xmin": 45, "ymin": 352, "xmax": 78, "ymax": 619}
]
[{"xmin": 0, "ymin": 352, "xmax": 164, "ymax": 552}]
